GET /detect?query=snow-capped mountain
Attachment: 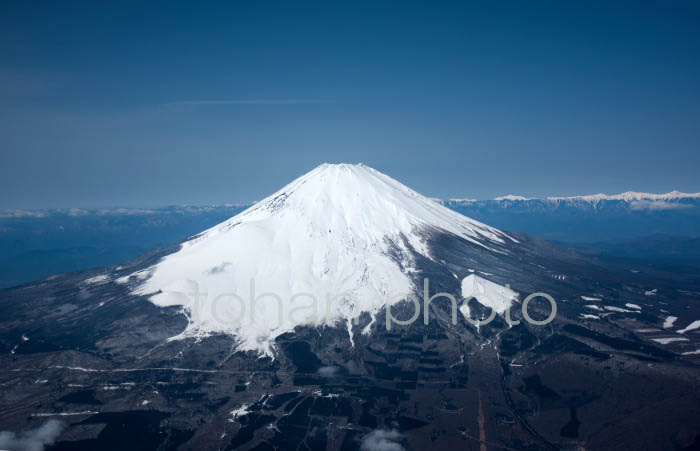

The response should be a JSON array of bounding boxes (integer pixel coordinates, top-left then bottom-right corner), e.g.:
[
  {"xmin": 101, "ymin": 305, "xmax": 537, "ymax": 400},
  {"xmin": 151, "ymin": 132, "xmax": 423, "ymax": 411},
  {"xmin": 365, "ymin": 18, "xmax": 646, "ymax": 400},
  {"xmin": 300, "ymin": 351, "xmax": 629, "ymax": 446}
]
[
  {"xmin": 3, "ymin": 165, "xmax": 700, "ymax": 451},
  {"xmin": 131, "ymin": 163, "xmax": 517, "ymax": 354}
]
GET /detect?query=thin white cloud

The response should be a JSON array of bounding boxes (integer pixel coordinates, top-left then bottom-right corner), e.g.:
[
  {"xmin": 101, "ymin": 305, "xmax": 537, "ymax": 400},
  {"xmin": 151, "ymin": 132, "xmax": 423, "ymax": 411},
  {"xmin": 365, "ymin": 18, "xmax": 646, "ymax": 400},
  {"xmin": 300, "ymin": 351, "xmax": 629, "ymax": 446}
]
[{"xmin": 164, "ymin": 99, "xmax": 326, "ymax": 106}]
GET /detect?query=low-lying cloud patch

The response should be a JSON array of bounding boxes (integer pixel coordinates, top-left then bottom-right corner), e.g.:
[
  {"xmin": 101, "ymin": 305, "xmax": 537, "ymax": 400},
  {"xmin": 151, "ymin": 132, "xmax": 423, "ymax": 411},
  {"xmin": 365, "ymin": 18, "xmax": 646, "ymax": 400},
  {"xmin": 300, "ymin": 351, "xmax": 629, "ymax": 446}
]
[
  {"xmin": 629, "ymin": 200, "xmax": 693, "ymax": 211},
  {"xmin": 360, "ymin": 428, "xmax": 404, "ymax": 451},
  {"xmin": 0, "ymin": 419, "xmax": 65, "ymax": 451}
]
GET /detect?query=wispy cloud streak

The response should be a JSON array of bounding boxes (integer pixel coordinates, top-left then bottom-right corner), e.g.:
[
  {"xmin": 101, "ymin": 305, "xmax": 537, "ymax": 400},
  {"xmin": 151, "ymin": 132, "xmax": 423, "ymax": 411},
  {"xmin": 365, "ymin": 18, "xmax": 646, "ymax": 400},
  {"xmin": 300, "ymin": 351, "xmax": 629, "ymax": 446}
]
[{"xmin": 164, "ymin": 99, "xmax": 326, "ymax": 106}]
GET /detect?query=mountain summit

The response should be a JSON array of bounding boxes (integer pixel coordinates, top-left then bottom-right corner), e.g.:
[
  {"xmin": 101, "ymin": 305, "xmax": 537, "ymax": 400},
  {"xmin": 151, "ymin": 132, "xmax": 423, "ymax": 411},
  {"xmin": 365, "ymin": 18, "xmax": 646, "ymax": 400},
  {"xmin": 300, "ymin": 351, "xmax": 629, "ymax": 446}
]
[{"xmin": 132, "ymin": 163, "xmax": 516, "ymax": 353}]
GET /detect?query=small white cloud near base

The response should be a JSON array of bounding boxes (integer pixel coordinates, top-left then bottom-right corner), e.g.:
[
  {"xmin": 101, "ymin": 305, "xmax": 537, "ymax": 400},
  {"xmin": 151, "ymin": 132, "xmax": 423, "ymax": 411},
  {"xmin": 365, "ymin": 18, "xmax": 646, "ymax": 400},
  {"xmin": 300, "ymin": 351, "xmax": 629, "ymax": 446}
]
[
  {"xmin": 361, "ymin": 428, "xmax": 404, "ymax": 451},
  {"xmin": 0, "ymin": 419, "xmax": 64, "ymax": 451}
]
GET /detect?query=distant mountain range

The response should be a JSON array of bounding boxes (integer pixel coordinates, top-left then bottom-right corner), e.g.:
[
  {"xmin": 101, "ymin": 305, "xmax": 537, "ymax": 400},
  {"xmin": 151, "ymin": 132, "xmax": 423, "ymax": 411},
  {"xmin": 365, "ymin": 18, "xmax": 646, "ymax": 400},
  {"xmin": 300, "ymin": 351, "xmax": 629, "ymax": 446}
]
[
  {"xmin": 1, "ymin": 191, "xmax": 699, "ymax": 288},
  {"xmin": 4, "ymin": 190, "xmax": 698, "ymax": 220},
  {"xmin": 447, "ymin": 190, "xmax": 700, "ymax": 204},
  {"xmin": 443, "ymin": 191, "xmax": 700, "ymax": 242}
]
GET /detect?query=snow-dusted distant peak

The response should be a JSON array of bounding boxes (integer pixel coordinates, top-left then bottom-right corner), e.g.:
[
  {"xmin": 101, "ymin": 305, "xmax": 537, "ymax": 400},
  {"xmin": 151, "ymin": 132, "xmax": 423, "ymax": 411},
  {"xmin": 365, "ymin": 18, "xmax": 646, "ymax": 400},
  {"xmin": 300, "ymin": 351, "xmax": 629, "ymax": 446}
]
[
  {"xmin": 133, "ymin": 163, "xmax": 516, "ymax": 355},
  {"xmin": 546, "ymin": 191, "xmax": 700, "ymax": 203},
  {"xmin": 493, "ymin": 195, "xmax": 533, "ymax": 201}
]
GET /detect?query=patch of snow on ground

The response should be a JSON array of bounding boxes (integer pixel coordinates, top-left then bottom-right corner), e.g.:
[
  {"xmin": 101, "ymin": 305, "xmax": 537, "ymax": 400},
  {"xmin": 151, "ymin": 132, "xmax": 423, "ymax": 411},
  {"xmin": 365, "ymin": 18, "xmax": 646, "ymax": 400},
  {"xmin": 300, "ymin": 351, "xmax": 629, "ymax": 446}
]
[
  {"xmin": 651, "ymin": 337, "xmax": 689, "ymax": 345},
  {"xmin": 625, "ymin": 303, "xmax": 641, "ymax": 310},
  {"xmin": 645, "ymin": 289, "xmax": 657, "ymax": 296},
  {"xmin": 604, "ymin": 306, "xmax": 636, "ymax": 313},
  {"xmin": 580, "ymin": 314, "xmax": 599, "ymax": 320},
  {"xmin": 585, "ymin": 305, "xmax": 602, "ymax": 311},
  {"xmin": 460, "ymin": 274, "xmax": 518, "ymax": 319},
  {"xmin": 116, "ymin": 269, "xmax": 150, "ymax": 285},
  {"xmin": 663, "ymin": 316, "xmax": 678, "ymax": 329},
  {"xmin": 677, "ymin": 320, "xmax": 700, "ymax": 334},
  {"xmin": 581, "ymin": 296, "xmax": 602, "ymax": 301},
  {"xmin": 31, "ymin": 411, "xmax": 98, "ymax": 417},
  {"xmin": 229, "ymin": 404, "xmax": 250, "ymax": 422},
  {"xmin": 85, "ymin": 274, "xmax": 110, "ymax": 285},
  {"xmin": 682, "ymin": 349, "xmax": 700, "ymax": 355}
]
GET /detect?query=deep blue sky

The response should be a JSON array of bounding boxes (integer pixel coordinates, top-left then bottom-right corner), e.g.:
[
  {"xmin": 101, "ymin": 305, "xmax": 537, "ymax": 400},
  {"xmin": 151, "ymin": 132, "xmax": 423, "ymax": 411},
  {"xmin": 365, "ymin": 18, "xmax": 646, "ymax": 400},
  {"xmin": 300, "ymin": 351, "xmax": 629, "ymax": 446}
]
[{"xmin": 1, "ymin": 1, "xmax": 699, "ymax": 208}]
